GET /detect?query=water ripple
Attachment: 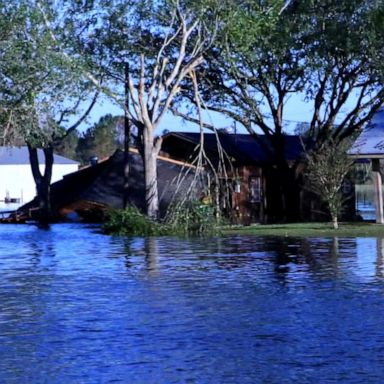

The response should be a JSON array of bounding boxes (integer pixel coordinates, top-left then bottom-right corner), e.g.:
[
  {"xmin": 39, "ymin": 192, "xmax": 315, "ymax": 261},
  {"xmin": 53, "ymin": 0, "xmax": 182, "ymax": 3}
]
[{"xmin": 1, "ymin": 224, "xmax": 384, "ymax": 382}]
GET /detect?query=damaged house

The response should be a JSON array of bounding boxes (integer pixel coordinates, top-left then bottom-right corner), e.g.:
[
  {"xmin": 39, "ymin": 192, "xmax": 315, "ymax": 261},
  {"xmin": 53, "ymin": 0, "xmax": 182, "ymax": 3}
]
[
  {"xmin": 161, "ymin": 131, "xmax": 355, "ymax": 224},
  {"xmin": 13, "ymin": 149, "xmax": 199, "ymax": 222}
]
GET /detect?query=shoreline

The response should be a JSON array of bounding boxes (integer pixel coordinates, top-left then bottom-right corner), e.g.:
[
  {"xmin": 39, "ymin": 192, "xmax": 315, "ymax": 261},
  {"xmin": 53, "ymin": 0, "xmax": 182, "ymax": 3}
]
[{"xmin": 222, "ymin": 222, "xmax": 384, "ymax": 238}]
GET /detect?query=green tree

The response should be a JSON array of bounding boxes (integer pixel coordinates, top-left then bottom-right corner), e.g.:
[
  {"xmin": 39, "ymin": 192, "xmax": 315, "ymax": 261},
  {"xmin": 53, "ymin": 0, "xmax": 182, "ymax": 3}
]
[
  {"xmin": 298, "ymin": 1, "xmax": 384, "ymax": 143},
  {"xmin": 62, "ymin": 0, "xmax": 221, "ymax": 218},
  {"xmin": 54, "ymin": 129, "xmax": 80, "ymax": 161},
  {"xmin": 185, "ymin": 0, "xmax": 384, "ymax": 222},
  {"xmin": 0, "ymin": 1, "xmax": 98, "ymax": 222},
  {"xmin": 304, "ymin": 138, "xmax": 355, "ymax": 229},
  {"xmin": 175, "ymin": 0, "xmax": 306, "ymax": 221},
  {"xmin": 76, "ymin": 114, "xmax": 124, "ymax": 165}
]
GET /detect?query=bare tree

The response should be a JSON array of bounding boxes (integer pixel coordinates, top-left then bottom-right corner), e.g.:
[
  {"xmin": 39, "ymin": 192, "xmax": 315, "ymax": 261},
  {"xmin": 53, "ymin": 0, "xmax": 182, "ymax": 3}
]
[
  {"xmin": 127, "ymin": 9, "xmax": 208, "ymax": 218},
  {"xmin": 66, "ymin": 0, "xmax": 219, "ymax": 219}
]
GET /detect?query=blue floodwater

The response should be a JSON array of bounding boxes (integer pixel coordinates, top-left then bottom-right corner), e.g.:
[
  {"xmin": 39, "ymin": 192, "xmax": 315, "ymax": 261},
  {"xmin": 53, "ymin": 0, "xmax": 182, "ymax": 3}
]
[{"xmin": 1, "ymin": 224, "xmax": 384, "ymax": 383}]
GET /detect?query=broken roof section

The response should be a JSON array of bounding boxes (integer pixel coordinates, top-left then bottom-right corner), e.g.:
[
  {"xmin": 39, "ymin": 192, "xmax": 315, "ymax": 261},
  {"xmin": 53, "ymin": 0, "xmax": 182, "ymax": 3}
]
[
  {"xmin": 349, "ymin": 108, "xmax": 384, "ymax": 159},
  {"xmin": 16, "ymin": 149, "xmax": 200, "ymax": 221}
]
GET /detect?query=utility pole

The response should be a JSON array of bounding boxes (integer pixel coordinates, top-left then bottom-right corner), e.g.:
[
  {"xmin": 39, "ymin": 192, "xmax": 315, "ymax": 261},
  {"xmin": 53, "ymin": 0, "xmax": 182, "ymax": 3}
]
[{"xmin": 123, "ymin": 61, "xmax": 131, "ymax": 209}]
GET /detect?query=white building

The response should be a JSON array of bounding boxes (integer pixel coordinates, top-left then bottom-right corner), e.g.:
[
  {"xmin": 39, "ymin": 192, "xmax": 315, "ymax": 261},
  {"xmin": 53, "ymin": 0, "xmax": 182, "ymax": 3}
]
[{"xmin": 0, "ymin": 147, "xmax": 79, "ymax": 211}]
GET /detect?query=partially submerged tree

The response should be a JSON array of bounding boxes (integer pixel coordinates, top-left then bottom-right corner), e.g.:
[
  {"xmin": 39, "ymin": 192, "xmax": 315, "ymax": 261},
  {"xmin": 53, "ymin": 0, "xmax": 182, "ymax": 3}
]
[
  {"xmin": 64, "ymin": 0, "xmax": 220, "ymax": 218},
  {"xmin": 304, "ymin": 138, "xmax": 355, "ymax": 229},
  {"xmin": 0, "ymin": 1, "xmax": 98, "ymax": 222},
  {"xmin": 177, "ymin": 0, "xmax": 305, "ymax": 221},
  {"xmin": 185, "ymin": 0, "xmax": 384, "ymax": 222},
  {"xmin": 296, "ymin": 1, "xmax": 384, "ymax": 228}
]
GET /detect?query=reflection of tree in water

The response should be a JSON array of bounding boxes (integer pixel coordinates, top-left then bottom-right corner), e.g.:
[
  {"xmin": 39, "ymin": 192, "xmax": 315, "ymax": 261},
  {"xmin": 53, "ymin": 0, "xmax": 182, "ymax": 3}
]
[
  {"xmin": 261, "ymin": 237, "xmax": 355, "ymax": 282},
  {"xmin": 25, "ymin": 226, "xmax": 57, "ymax": 271},
  {"xmin": 120, "ymin": 238, "xmax": 135, "ymax": 270},
  {"xmin": 118, "ymin": 235, "xmax": 384, "ymax": 282},
  {"xmin": 121, "ymin": 237, "xmax": 159, "ymax": 274},
  {"xmin": 376, "ymin": 238, "xmax": 384, "ymax": 279},
  {"xmin": 273, "ymin": 236, "xmax": 384, "ymax": 283},
  {"xmin": 144, "ymin": 238, "xmax": 159, "ymax": 273},
  {"xmin": 194, "ymin": 236, "xmax": 271, "ymax": 271},
  {"xmin": 2, "ymin": 227, "xmax": 58, "ymax": 343}
]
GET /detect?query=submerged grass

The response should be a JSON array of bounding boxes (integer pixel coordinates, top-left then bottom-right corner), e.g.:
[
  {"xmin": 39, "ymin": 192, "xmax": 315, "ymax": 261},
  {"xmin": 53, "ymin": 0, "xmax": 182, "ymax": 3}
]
[
  {"xmin": 103, "ymin": 204, "xmax": 221, "ymax": 237},
  {"xmin": 103, "ymin": 206, "xmax": 384, "ymax": 238},
  {"xmin": 223, "ymin": 222, "xmax": 384, "ymax": 237}
]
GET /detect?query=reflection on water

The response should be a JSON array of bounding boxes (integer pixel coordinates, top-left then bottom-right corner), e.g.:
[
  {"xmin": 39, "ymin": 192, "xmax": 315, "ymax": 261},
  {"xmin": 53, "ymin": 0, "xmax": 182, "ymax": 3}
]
[{"xmin": 1, "ymin": 224, "xmax": 384, "ymax": 383}]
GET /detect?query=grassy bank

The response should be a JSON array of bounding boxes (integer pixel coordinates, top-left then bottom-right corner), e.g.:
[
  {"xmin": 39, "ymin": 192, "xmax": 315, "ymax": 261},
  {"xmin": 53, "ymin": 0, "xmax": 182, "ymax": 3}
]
[{"xmin": 223, "ymin": 222, "xmax": 384, "ymax": 237}]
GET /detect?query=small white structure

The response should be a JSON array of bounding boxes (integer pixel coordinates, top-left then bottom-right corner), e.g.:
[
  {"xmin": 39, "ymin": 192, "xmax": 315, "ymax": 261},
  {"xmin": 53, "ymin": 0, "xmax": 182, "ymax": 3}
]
[{"xmin": 0, "ymin": 147, "xmax": 79, "ymax": 211}]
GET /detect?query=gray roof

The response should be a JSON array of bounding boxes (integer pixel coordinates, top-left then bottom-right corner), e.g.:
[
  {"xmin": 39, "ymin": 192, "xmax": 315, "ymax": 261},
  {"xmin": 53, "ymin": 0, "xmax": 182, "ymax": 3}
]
[
  {"xmin": 0, "ymin": 146, "xmax": 78, "ymax": 165},
  {"xmin": 350, "ymin": 108, "xmax": 384, "ymax": 158},
  {"xmin": 162, "ymin": 132, "xmax": 304, "ymax": 165}
]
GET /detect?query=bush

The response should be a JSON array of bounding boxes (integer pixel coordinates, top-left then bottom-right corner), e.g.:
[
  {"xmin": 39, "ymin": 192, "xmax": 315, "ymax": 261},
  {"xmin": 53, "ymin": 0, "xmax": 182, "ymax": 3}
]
[
  {"xmin": 103, "ymin": 202, "xmax": 221, "ymax": 237},
  {"xmin": 304, "ymin": 137, "xmax": 355, "ymax": 229},
  {"xmin": 165, "ymin": 201, "xmax": 221, "ymax": 235},
  {"xmin": 103, "ymin": 207, "xmax": 168, "ymax": 236}
]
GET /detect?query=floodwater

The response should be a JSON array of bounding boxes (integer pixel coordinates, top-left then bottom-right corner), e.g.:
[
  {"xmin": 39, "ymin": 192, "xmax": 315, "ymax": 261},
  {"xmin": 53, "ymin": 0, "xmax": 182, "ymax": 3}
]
[{"xmin": 1, "ymin": 224, "xmax": 384, "ymax": 383}]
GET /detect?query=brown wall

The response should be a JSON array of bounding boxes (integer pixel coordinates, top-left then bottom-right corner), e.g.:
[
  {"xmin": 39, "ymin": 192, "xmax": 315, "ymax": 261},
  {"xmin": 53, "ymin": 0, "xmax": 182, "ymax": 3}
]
[{"xmin": 230, "ymin": 166, "xmax": 264, "ymax": 225}]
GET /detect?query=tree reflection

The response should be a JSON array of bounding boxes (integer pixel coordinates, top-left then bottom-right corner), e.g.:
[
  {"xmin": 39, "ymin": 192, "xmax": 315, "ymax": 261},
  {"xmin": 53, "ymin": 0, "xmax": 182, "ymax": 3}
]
[
  {"xmin": 121, "ymin": 237, "xmax": 160, "ymax": 274},
  {"xmin": 119, "ymin": 234, "xmax": 384, "ymax": 282},
  {"xmin": 144, "ymin": 237, "xmax": 159, "ymax": 274},
  {"xmin": 376, "ymin": 238, "xmax": 384, "ymax": 278}
]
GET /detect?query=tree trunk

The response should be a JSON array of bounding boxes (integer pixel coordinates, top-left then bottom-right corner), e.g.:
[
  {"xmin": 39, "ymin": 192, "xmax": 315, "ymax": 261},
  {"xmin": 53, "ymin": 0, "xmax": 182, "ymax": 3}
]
[
  {"xmin": 144, "ymin": 149, "xmax": 159, "ymax": 219},
  {"xmin": 265, "ymin": 161, "xmax": 301, "ymax": 222},
  {"xmin": 36, "ymin": 178, "xmax": 52, "ymax": 221},
  {"xmin": 332, "ymin": 215, "xmax": 339, "ymax": 230},
  {"xmin": 281, "ymin": 166, "xmax": 301, "ymax": 222},
  {"xmin": 142, "ymin": 129, "xmax": 161, "ymax": 219},
  {"xmin": 28, "ymin": 144, "xmax": 54, "ymax": 223},
  {"xmin": 265, "ymin": 134, "xmax": 301, "ymax": 223},
  {"xmin": 123, "ymin": 61, "xmax": 130, "ymax": 209}
]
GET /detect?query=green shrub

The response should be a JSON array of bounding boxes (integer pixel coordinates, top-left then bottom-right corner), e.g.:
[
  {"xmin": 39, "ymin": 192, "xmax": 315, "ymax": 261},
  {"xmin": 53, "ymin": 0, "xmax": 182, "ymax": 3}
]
[
  {"xmin": 165, "ymin": 201, "xmax": 221, "ymax": 235},
  {"xmin": 103, "ymin": 207, "xmax": 168, "ymax": 236},
  {"xmin": 103, "ymin": 202, "xmax": 222, "ymax": 237}
]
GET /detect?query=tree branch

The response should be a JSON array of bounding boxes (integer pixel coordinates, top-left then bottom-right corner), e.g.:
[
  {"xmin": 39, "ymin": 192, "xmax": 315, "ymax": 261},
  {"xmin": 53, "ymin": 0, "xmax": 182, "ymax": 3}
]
[{"xmin": 57, "ymin": 90, "xmax": 99, "ymax": 142}]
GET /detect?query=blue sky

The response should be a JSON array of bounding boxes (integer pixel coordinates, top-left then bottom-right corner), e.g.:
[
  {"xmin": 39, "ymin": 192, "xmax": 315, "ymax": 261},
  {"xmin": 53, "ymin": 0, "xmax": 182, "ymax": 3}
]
[
  {"xmin": 79, "ymin": 89, "xmax": 363, "ymax": 136},
  {"xmin": 79, "ymin": 92, "xmax": 316, "ymax": 135}
]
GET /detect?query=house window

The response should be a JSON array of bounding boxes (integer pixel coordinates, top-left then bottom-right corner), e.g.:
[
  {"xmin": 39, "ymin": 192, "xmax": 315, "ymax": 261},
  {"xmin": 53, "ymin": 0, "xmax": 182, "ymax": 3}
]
[{"xmin": 249, "ymin": 176, "xmax": 261, "ymax": 203}]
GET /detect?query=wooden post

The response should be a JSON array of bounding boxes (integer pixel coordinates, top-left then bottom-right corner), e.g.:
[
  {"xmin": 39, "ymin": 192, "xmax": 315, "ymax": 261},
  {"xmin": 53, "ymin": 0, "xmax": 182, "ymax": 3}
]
[{"xmin": 372, "ymin": 158, "xmax": 384, "ymax": 224}]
